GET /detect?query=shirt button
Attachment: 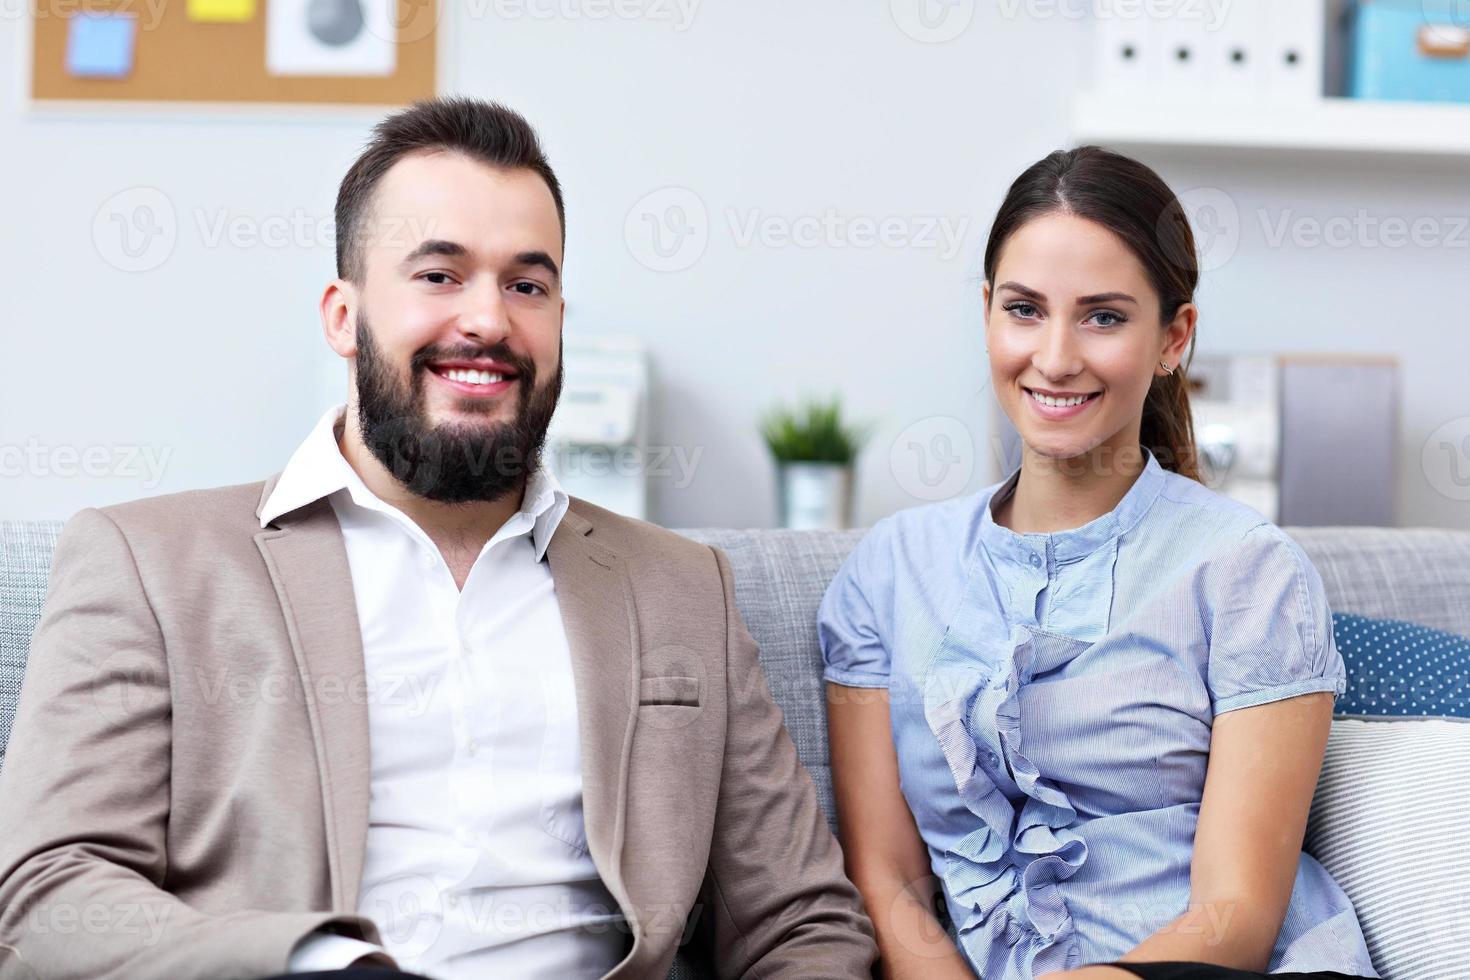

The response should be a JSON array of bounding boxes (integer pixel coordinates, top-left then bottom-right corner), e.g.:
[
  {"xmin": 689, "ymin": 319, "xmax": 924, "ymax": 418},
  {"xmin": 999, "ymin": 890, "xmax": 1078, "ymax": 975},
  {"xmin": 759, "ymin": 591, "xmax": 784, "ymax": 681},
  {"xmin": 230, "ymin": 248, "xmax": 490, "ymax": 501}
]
[
  {"xmin": 1029, "ymin": 554, "xmax": 1042, "ymax": 568},
  {"xmin": 465, "ymin": 738, "xmax": 478, "ymax": 756},
  {"xmin": 986, "ymin": 751, "xmax": 1000, "ymax": 768}
]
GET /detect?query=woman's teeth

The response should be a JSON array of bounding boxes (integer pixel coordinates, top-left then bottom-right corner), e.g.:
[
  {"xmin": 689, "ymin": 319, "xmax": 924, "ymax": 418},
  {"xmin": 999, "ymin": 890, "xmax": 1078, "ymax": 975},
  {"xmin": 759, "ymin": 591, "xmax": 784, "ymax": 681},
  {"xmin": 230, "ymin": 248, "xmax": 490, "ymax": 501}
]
[
  {"xmin": 443, "ymin": 368, "xmax": 505, "ymax": 385},
  {"xmin": 1029, "ymin": 390, "xmax": 1094, "ymax": 408}
]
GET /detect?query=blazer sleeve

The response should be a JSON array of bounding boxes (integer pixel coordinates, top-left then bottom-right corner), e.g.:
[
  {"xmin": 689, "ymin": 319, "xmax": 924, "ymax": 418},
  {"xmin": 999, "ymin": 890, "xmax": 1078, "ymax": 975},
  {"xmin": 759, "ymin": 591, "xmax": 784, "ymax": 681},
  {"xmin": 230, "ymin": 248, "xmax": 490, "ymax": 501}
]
[
  {"xmin": 695, "ymin": 546, "xmax": 877, "ymax": 979},
  {"xmin": 0, "ymin": 507, "xmax": 380, "ymax": 980}
]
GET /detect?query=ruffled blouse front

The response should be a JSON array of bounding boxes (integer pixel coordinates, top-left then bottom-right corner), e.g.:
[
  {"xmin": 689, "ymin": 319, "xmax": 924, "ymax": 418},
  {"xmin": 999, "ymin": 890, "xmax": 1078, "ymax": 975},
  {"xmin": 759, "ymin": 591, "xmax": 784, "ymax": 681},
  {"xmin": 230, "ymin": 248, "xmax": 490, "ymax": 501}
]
[
  {"xmin": 818, "ymin": 452, "xmax": 1377, "ymax": 979},
  {"xmin": 926, "ymin": 621, "xmax": 1097, "ymax": 977}
]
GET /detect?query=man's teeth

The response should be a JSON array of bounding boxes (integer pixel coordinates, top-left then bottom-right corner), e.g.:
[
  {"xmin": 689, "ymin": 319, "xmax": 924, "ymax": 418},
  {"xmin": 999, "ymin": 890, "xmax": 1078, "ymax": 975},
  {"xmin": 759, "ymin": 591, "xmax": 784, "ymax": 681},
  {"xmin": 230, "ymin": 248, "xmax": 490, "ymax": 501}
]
[
  {"xmin": 1029, "ymin": 390, "xmax": 1093, "ymax": 408},
  {"xmin": 443, "ymin": 368, "xmax": 505, "ymax": 385}
]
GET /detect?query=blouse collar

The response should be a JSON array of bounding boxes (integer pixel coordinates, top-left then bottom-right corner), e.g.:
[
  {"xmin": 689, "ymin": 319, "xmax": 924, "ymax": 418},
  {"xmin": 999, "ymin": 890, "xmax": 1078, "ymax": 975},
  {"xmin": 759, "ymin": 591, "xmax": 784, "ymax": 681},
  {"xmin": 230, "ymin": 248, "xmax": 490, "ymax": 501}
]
[{"xmin": 978, "ymin": 448, "xmax": 1167, "ymax": 567}]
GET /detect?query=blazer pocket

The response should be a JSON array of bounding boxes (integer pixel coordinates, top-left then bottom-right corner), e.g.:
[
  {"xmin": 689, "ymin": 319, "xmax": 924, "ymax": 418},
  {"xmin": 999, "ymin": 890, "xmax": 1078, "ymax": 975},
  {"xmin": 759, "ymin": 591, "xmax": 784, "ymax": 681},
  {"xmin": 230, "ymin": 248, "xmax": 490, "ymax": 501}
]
[{"xmin": 639, "ymin": 675, "xmax": 701, "ymax": 707}]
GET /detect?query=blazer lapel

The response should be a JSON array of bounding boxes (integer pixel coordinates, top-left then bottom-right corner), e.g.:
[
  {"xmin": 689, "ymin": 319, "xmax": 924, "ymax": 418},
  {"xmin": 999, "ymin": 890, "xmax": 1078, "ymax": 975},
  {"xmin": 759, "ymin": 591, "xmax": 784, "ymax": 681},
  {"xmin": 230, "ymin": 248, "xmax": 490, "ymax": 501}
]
[
  {"xmin": 545, "ymin": 505, "xmax": 639, "ymax": 930},
  {"xmin": 253, "ymin": 478, "xmax": 371, "ymax": 912}
]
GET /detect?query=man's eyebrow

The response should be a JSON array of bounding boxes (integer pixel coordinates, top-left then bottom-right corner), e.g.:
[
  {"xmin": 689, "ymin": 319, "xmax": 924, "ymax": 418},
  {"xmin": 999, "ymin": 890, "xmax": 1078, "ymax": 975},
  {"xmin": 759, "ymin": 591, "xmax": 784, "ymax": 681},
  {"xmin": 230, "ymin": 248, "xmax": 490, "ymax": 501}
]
[
  {"xmin": 399, "ymin": 239, "xmax": 469, "ymax": 267},
  {"xmin": 511, "ymin": 250, "xmax": 561, "ymax": 284}
]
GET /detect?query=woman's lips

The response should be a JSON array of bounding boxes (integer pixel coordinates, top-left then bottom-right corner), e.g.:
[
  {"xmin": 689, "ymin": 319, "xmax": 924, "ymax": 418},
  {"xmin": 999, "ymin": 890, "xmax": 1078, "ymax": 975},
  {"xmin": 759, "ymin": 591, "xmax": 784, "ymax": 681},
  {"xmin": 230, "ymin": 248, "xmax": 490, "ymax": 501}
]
[{"xmin": 1024, "ymin": 388, "xmax": 1102, "ymax": 421}]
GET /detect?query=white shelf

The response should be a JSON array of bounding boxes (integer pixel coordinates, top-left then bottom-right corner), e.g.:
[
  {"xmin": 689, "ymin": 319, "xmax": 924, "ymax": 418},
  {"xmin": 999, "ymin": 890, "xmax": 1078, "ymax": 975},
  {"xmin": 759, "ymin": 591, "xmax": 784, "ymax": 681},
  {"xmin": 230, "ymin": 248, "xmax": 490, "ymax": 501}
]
[{"xmin": 1072, "ymin": 94, "xmax": 1470, "ymax": 159}]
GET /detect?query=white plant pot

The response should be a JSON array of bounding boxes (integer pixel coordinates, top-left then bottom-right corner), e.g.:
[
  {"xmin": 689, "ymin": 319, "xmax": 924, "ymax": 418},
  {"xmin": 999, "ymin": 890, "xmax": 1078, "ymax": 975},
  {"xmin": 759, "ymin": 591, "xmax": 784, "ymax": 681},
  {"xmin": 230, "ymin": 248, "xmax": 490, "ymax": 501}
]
[{"xmin": 776, "ymin": 462, "xmax": 854, "ymax": 530}]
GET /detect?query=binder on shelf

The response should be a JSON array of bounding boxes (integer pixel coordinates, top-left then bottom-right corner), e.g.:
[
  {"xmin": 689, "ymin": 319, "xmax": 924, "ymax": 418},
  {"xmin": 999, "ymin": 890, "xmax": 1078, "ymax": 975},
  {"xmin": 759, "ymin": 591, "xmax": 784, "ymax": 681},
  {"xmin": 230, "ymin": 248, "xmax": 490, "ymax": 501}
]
[
  {"xmin": 1159, "ymin": 5, "xmax": 1208, "ymax": 94},
  {"xmin": 1093, "ymin": 2, "xmax": 1159, "ymax": 96},
  {"xmin": 1264, "ymin": 0, "xmax": 1327, "ymax": 102},
  {"xmin": 1206, "ymin": 0, "xmax": 1267, "ymax": 105}
]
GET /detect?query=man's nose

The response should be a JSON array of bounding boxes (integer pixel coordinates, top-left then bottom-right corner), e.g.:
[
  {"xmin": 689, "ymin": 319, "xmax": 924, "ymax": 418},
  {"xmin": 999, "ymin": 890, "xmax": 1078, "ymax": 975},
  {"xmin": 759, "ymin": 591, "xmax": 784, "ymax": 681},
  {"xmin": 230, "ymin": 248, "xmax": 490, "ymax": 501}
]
[{"xmin": 456, "ymin": 282, "xmax": 511, "ymax": 346}]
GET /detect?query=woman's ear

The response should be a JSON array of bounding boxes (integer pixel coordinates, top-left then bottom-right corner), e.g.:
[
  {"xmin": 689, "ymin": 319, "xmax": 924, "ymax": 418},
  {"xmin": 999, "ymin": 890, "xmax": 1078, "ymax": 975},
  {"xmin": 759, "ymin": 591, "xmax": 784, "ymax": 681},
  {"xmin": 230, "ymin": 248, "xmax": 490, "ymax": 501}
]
[
  {"xmin": 1160, "ymin": 301, "xmax": 1197, "ymax": 372},
  {"xmin": 981, "ymin": 281, "xmax": 993, "ymax": 354}
]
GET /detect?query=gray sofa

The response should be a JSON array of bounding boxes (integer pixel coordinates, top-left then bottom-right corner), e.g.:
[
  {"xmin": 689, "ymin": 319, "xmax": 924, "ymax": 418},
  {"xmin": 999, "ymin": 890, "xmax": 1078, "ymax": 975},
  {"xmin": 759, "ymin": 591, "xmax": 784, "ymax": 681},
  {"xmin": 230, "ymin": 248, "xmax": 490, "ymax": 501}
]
[{"xmin": 4, "ymin": 520, "xmax": 1469, "ymax": 979}]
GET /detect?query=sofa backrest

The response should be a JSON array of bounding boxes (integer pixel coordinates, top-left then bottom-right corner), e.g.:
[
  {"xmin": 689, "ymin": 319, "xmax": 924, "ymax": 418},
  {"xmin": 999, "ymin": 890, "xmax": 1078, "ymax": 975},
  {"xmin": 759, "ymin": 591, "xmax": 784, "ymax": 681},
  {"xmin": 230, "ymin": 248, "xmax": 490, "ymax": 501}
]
[{"xmin": 6, "ymin": 519, "xmax": 1470, "ymax": 809}]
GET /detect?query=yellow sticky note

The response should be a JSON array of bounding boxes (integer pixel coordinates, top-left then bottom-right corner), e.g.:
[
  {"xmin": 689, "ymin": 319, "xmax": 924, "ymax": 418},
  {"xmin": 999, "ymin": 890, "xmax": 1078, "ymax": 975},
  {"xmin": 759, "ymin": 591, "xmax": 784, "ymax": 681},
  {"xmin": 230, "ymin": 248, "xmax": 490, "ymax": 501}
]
[{"xmin": 188, "ymin": 0, "xmax": 257, "ymax": 22}]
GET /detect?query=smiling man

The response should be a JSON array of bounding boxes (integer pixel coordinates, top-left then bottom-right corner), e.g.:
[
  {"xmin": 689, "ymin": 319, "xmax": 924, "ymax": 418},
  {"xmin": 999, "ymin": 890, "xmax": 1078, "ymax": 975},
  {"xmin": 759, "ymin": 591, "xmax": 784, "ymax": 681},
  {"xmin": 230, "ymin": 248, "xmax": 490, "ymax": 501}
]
[{"xmin": 0, "ymin": 97, "xmax": 875, "ymax": 980}]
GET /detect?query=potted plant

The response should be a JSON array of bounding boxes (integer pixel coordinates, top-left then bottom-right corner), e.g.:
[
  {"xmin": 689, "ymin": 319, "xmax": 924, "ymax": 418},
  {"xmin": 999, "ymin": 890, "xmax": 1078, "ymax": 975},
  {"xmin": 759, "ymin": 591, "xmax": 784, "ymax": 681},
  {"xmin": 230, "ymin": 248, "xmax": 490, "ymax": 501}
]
[{"xmin": 760, "ymin": 397, "xmax": 869, "ymax": 530}]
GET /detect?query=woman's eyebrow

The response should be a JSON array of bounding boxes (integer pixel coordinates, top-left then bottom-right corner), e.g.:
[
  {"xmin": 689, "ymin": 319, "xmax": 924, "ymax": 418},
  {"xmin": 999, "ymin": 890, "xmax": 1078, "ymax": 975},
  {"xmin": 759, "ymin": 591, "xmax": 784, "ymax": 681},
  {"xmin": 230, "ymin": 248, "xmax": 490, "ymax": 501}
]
[
  {"xmin": 1076, "ymin": 291, "xmax": 1138, "ymax": 305},
  {"xmin": 996, "ymin": 281, "xmax": 1044, "ymax": 300}
]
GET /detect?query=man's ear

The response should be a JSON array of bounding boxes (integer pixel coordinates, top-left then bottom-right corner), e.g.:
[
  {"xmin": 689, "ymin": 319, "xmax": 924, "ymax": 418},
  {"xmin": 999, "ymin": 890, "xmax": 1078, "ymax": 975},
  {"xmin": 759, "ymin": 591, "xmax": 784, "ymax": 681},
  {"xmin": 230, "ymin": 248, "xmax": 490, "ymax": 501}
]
[{"xmin": 321, "ymin": 279, "xmax": 357, "ymax": 358}]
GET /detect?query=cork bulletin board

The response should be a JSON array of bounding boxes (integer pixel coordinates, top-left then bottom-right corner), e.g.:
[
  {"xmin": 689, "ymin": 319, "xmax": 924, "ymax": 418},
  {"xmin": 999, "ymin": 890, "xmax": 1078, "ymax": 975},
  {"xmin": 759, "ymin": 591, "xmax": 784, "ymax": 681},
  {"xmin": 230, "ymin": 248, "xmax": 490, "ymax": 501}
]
[{"xmin": 31, "ymin": 0, "xmax": 437, "ymax": 106}]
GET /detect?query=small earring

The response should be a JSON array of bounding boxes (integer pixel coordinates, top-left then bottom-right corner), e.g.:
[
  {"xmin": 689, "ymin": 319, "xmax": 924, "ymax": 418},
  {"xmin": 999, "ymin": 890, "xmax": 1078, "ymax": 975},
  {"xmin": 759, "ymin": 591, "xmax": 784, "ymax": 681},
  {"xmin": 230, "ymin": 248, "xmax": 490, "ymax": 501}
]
[{"xmin": 1159, "ymin": 360, "xmax": 1174, "ymax": 376}]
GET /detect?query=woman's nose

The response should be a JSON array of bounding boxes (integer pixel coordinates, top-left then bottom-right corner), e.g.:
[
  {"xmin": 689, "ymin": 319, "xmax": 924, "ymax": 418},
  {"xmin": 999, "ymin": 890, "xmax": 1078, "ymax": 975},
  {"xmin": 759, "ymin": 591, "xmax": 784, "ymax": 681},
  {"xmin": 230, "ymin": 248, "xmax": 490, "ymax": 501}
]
[{"xmin": 1032, "ymin": 321, "xmax": 1082, "ymax": 381}]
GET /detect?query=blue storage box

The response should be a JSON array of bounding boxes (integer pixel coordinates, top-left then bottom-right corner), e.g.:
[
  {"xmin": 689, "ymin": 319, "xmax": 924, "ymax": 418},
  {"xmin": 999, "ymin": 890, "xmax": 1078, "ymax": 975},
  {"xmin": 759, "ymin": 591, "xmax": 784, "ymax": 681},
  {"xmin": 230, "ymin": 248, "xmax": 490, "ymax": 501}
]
[{"xmin": 1348, "ymin": 0, "xmax": 1470, "ymax": 103}]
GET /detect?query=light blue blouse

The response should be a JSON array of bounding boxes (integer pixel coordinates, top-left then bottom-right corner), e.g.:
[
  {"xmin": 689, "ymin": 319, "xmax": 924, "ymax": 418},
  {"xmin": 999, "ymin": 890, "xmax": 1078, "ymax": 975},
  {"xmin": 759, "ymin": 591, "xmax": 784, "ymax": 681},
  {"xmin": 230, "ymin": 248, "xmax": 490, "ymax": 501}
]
[{"xmin": 818, "ymin": 451, "xmax": 1378, "ymax": 979}]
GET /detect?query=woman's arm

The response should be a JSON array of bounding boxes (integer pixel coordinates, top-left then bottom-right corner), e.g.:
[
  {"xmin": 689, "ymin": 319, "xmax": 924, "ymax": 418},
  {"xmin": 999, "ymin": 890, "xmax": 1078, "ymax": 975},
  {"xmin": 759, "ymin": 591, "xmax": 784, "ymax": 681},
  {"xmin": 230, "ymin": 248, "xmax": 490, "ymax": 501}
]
[
  {"xmin": 1039, "ymin": 692, "xmax": 1336, "ymax": 980},
  {"xmin": 827, "ymin": 682, "xmax": 975, "ymax": 980},
  {"xmin": 1115, "ymin": 691, "xmax": 1337, "ymax": 970}
]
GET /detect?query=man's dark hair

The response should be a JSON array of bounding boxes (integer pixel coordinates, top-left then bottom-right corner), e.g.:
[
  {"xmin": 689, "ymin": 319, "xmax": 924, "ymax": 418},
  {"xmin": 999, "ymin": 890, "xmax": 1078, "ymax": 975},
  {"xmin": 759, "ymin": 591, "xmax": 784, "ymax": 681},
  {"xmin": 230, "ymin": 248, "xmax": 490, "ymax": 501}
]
[{"xmin": 334, "ymin": 96, "xmax": 565, "ymax": 282}]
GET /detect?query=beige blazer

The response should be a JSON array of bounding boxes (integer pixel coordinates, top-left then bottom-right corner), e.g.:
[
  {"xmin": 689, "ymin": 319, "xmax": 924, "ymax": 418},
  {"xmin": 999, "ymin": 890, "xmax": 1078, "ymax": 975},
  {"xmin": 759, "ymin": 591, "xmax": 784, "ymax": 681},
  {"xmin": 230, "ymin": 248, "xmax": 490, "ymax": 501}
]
[{"xmin": 0, "ymin": 477, "xmax": 875, "ymax": 980}]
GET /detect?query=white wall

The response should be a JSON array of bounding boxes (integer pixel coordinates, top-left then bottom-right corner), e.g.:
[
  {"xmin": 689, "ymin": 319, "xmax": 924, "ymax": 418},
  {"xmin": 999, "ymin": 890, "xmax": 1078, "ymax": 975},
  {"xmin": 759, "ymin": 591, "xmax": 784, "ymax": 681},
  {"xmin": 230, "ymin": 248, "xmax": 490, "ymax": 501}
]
[{"xmin": 3, "ymin": 2, "xmax": 1467, "ymax": 530}]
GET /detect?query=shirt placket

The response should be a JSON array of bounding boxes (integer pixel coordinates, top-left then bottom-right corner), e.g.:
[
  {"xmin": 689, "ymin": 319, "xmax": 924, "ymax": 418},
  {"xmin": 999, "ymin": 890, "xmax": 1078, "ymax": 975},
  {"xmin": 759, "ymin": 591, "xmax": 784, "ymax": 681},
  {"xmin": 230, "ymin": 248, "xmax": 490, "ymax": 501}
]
[{"xmin": 1009, "ymin": 539, "xmax": 1051, "ymax": 628}]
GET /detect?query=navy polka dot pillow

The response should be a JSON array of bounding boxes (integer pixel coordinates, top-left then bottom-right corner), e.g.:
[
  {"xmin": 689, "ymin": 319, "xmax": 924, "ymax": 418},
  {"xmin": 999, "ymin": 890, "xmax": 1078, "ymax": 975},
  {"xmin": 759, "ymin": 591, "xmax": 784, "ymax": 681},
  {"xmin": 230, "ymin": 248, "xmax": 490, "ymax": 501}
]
[{"xmin": 1331, "ymin": 612, "xmax": 1470, "ymax": 718}]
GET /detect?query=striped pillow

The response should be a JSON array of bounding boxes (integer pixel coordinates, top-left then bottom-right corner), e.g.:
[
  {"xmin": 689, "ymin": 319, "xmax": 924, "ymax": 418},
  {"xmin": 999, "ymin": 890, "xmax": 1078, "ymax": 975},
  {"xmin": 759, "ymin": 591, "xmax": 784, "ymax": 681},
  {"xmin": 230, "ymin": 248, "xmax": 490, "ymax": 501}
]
[{"xmin": 1306, "ymin": 718, "xmax": 1470, "ymax": 980}]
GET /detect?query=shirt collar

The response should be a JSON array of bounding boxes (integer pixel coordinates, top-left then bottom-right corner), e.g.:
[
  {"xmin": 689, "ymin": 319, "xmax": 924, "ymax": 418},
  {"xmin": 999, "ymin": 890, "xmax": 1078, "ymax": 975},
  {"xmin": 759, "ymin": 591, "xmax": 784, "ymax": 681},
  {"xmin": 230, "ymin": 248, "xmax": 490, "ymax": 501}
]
[
  {"xmin": 259, "ymin": 405, "xmax": 569, "ymax": 562},
  {"xmin": 978, "ymin": 447, "xmax": 1166, "ymax": 567}
]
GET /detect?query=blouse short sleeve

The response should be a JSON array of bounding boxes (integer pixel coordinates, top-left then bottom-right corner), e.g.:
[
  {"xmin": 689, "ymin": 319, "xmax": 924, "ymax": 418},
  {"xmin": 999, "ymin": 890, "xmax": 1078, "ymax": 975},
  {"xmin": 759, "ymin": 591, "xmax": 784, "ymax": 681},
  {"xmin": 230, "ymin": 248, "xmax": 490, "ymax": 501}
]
[
  {"xmin": 1202, "ymin": 524, "xmax": 1348, "ymax": 716},
  {"xmin": 818, "ymin": 522, "xmax": 893, "ymax": 689}
]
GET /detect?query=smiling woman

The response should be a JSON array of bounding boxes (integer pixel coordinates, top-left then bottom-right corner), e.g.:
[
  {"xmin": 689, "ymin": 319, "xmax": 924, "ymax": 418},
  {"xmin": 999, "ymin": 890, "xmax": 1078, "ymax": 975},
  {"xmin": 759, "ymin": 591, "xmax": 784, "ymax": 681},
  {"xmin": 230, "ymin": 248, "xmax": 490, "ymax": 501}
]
[
  {"xmin": 821, "ymin": 147, "xmax": 1380, "ymax": 980},
  {"xmin": 981, "ymin": 147, "xmax": 1201, "ymax": 486}
]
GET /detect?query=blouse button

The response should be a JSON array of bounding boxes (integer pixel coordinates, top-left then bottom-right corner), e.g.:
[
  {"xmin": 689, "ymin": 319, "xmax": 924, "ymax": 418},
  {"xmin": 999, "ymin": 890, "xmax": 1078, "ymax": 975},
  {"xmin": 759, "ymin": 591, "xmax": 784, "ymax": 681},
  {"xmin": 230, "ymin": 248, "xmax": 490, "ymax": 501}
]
[
  {"xmin": 1029, "ymin": 554, "xmax": 1042, "ymax": 568},
  {"xmin": 986, "ymin": 750, "xmax": 1000, "ymax": 768}
]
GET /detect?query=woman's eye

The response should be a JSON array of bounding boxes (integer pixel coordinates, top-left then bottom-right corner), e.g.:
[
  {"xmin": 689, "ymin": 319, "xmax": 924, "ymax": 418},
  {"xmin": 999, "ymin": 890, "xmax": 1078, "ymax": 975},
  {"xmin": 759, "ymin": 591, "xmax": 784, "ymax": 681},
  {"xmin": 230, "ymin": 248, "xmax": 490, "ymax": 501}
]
[
  {"xmin": 1004, "ymin": 302, "xmax": 1040, "ymax": 320},
  {"xmin": 1089, "ymin": 310, "xmax": 1127, "ymax": 327}
]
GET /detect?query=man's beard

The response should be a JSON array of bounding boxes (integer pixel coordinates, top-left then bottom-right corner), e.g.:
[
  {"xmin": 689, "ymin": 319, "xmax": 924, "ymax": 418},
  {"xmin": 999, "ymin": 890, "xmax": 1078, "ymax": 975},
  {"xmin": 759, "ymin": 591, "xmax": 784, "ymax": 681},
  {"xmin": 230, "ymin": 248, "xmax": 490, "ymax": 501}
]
[{"xmin": 353, "ymin": 314, "xmax": 563, "ymax": 504}]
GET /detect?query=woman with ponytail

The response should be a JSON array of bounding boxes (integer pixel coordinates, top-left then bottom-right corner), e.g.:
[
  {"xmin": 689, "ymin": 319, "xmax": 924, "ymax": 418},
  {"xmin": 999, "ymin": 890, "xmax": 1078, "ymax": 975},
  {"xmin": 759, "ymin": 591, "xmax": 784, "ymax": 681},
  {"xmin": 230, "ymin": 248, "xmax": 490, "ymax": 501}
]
[{"xmin": 820, "ymin": 148, "xmax": 1376, "ymax": 980}]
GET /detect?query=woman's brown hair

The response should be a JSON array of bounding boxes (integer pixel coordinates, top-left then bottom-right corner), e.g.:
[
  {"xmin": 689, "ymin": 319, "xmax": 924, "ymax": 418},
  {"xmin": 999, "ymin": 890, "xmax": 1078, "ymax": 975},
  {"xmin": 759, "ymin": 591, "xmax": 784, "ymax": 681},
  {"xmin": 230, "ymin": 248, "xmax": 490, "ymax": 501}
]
[{"xmin": 982, "ymin": 145, "xmax": 1201, "ymax": 481}]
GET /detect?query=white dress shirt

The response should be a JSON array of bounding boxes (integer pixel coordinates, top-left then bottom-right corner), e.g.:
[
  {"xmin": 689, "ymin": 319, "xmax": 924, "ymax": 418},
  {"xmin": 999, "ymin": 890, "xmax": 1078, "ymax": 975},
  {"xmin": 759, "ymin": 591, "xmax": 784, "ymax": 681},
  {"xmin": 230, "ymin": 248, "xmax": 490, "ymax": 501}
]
[{"xmin": 260, "ymin": 406, "xmax": 624, "ymax": 978}]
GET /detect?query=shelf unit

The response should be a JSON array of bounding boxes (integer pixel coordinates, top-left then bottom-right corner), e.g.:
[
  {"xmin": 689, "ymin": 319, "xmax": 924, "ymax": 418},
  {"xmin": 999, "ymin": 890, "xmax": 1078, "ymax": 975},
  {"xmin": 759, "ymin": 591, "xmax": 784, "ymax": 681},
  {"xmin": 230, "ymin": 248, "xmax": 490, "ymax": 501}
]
[{"xmin": 1071, "ymin": 93, "xmax": 1470, "ymax": 159}]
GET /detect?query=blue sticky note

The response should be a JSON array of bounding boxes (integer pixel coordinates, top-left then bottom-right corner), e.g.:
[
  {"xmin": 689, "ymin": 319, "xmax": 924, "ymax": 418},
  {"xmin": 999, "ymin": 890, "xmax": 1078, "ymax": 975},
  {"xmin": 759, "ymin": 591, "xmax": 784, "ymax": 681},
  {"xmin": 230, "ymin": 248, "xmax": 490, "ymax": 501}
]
[{"xmin": 66, "ymin": 12, "xmax": 137, "ymax": 79}]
